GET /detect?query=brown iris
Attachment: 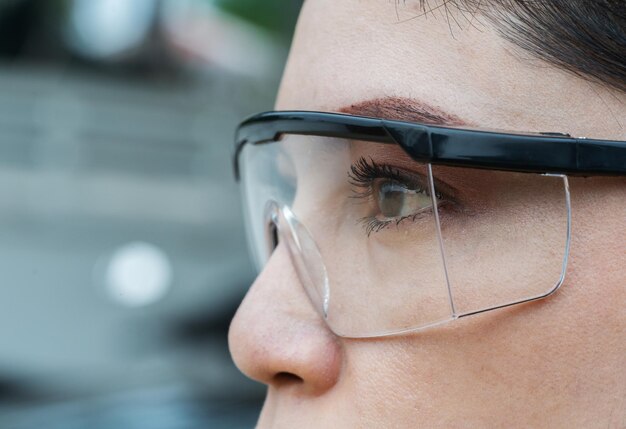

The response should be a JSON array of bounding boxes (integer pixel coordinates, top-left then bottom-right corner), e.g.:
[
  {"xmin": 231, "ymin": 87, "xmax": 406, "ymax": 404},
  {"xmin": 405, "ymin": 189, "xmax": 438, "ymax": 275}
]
[{"xmin": 374, "ymin": 180, "xmax": 432, "ymax": 219}]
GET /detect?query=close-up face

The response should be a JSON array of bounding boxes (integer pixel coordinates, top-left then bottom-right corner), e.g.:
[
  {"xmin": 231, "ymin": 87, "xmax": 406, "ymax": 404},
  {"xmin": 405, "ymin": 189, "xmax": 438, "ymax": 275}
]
[{"xmin": 229, "ymin": 1, "xmax": 626, "ymax": 428}]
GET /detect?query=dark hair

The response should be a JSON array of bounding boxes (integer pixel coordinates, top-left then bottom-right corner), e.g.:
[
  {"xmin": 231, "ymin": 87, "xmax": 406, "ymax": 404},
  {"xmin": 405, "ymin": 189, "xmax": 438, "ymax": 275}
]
[{"xmin": 432, "ymin": 1, "xmax": 626, "ymax": 93}]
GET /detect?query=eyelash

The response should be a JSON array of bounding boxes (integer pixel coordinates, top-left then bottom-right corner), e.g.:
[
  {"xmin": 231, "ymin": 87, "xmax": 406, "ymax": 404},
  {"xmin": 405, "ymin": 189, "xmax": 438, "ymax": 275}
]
[{"xmin": 348, "ymin": 157, "xmax": 439, "ymax": 236}]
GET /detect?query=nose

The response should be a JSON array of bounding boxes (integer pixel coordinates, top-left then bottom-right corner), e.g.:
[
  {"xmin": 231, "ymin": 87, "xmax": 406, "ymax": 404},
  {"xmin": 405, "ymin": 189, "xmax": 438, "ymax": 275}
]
[{"xmin": 228, "ymin": 241, "xmax": 342, "ymax": 395}]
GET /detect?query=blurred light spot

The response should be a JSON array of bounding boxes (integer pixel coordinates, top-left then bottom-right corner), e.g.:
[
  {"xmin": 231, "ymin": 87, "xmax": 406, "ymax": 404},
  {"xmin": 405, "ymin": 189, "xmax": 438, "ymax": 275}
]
[
  {"xmin": 162, "ymin": 0, "xmax": 280, "ymax": 77},
  {"xmin": 68, "ymin": 0, "xmax": 157, "ymax": 59},
  {"xmin": 106, "ymin": 242, "xmax": 172, "ymax": 307}
]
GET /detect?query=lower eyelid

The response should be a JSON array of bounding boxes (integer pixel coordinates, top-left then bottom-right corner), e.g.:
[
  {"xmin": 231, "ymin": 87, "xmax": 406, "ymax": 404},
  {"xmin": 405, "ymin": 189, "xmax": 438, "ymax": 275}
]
[
  {"xmin": 397, "ymin": 209, "xmax": 434, "ymax": 224},
  {"xmin": 360, "ymin": 206, "xmax": 437, "ymax": 236}
]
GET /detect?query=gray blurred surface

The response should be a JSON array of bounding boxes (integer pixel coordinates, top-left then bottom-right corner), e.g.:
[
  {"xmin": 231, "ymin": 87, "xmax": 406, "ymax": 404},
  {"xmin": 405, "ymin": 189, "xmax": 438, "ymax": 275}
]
[
  {"xmin": 0, "ymin": 62, "xmax": 273, "ymax": 426},
  {"xmin": 1, "ymin": 387, "xmax": 261, "ymax": 429},
  {"xmin": 0, "ymin": 1, "xmax": 305, "ymax": 425}
]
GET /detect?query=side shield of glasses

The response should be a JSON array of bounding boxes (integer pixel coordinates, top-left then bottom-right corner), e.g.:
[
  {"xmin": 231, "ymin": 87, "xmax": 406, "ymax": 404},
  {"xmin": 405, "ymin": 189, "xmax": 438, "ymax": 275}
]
[{"xmin": 235, "ymin": 111, "xmax": 624, "ymax": 338}]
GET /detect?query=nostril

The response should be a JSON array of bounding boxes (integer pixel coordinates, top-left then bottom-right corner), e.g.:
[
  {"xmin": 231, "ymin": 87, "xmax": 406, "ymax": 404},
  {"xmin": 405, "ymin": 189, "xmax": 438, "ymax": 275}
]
[{"xmin": 273, "ymin": 372, "xmax": 303, "ymax": 386}]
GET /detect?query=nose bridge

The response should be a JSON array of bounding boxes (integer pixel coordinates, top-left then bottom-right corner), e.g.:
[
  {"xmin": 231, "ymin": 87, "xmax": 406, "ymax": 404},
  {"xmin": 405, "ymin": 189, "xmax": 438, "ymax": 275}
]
[{"xmin": 265, "ymin": 200, "xmax": 330, "ymax": 322}]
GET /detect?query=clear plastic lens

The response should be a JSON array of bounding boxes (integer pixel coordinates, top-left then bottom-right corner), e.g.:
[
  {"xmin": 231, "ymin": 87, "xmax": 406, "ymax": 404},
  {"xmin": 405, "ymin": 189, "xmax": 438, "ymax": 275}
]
[
  {"xmin": 432, "ymin": 166, "xmax": 570, "ymax": 316},
  {"xmin": 240, "ymin": 141, "xmax": 297, "ymax": 270},
  {"xmin": 240, "ymin": 135, "xmax": 570, "ymax": 338}
]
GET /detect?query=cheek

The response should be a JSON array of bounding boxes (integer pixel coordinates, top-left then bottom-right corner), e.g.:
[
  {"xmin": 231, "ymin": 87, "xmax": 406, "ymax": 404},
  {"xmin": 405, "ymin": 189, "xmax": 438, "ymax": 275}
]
[
  {"xmin": 343, "ymin": 310, "xmax": 622, "ymax": 426},
  {"xmin": 337, "ymin": 179, "xmax": 625, "ymax": 426},
  {"xmin": 567, "ymin": 178, "xmax": 626, "ymax": 323}
]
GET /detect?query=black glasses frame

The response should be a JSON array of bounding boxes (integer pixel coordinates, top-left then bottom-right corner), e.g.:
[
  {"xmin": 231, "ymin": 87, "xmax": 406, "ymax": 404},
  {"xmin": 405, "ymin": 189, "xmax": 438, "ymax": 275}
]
[{"xmin": 234, "ymin": 111, "xmax": 626, "ymax": 180}]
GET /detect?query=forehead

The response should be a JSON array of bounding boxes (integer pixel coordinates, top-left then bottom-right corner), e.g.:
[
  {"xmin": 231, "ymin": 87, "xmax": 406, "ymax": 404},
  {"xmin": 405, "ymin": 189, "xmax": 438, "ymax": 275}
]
[{"xmin": 277, "ymin": 0, "xmax": 626, "ymax": 140}]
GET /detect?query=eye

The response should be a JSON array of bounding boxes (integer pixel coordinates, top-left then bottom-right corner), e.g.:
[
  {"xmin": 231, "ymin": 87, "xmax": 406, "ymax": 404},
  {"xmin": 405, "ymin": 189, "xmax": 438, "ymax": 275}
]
[
  {"xmin": 373, "ymin": 179, "xmax": 432, "ymax": 219},
  {"xmin": 348, "ymin": 157, "xmax": 447, "ymax": 235}
]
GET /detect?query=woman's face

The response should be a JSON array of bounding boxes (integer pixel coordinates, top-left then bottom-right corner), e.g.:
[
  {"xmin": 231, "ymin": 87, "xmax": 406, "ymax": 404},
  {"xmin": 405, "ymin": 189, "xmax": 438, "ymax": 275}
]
[{"xmin": 229, "ymin": 1, "xmax": 626, "ymax": 427}]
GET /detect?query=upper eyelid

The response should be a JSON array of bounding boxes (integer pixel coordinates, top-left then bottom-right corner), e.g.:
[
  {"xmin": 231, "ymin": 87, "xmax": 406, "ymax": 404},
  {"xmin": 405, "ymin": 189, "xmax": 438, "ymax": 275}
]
[
  {"xmin": 348, "ymin": 157, "xmax": 459, "ymax": 201},
  {"xmin": 349, "ymin": 157, "xmax": 428, "ymax": 186}
]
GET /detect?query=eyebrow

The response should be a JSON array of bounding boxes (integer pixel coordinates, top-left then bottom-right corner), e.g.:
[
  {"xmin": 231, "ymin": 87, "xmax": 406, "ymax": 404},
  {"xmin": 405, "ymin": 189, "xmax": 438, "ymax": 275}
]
[{"xmin": 338, "ymin": 96, "xmax": 468, "ymax": 127}]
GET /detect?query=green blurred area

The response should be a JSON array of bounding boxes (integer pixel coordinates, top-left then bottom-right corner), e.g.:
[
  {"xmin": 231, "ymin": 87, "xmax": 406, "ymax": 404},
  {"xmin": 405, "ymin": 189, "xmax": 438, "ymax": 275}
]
[
  {"xmin": 0, "ymin": 0, "xmax": 303, "ymax": 41},
  {"xmin": 216, "ymin": 0, "xmax": 302, "ymax": 39}
]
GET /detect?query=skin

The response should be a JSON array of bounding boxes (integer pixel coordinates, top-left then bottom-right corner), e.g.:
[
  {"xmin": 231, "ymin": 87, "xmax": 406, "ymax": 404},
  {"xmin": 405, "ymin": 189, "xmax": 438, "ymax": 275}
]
[{"xmin": 228, "ymin": 1, "xmax": 626, "ymax": 427}]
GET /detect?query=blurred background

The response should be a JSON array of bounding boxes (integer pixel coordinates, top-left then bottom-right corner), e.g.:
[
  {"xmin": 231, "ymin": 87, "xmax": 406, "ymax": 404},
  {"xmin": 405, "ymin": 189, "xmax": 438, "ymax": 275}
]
[{"xmin": 0, "ymin": 0, "xmax": 302, "ymax": 427}]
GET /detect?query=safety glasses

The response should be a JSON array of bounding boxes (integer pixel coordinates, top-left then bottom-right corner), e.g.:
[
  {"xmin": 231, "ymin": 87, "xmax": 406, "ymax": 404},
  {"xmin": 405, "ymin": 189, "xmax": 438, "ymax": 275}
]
[{"xmin": 234, "ymin": 111, "xmax": 625, "ymax": 338}]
